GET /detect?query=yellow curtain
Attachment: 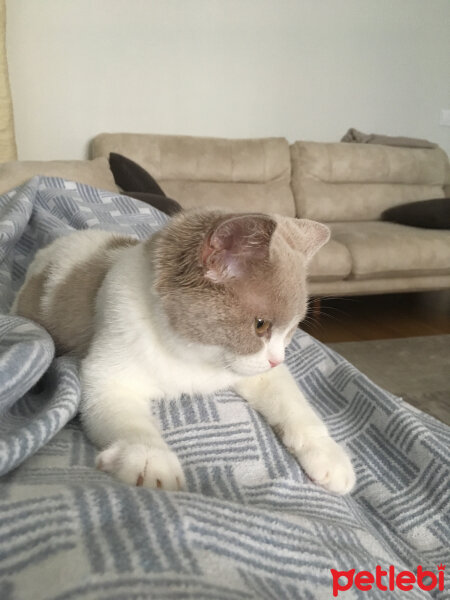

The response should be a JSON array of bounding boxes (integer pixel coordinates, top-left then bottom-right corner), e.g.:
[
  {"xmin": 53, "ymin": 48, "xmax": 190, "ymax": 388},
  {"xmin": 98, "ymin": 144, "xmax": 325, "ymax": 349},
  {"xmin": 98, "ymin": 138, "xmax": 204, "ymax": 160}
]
[{"xmin": 0, "ymin": 0, "xmax": 16, "ymax": 161}]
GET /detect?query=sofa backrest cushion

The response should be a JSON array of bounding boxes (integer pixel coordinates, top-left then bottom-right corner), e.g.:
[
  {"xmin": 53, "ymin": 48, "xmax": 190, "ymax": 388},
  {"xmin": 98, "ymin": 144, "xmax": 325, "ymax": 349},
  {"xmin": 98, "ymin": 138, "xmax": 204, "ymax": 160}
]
[
  {"xmin": 290, "ymin": 141, "xmax": 450, "ymax": 221},
  {"xmin": 0, "ymin": 157, "xmax": 118, "ymax": 195},
  {"xmin": 91, "ymin": 133, "xmax": 295, "ymax": 216}
]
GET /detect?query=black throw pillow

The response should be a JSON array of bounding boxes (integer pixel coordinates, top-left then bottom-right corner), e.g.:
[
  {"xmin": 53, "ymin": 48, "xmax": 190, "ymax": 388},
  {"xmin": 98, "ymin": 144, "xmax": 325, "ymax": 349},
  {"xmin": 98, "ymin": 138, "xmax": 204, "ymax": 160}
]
[
  {"xmin": 109, "ymin": 152, "xmax": 166, "ymax": 196},
  {"xmin": 124, "ymin": 191, "xmax": 182, "ymax": 216},
  {"xmin": 381, "ymin": 198, "xmax": 450, "ymax": 229}
]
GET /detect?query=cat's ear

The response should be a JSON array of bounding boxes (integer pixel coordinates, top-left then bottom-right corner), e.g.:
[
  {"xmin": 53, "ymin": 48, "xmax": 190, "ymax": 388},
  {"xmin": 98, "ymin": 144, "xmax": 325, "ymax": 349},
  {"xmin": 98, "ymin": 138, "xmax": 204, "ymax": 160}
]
[
  {"xmin": 202, "ymin": 214, "xmax": 276, "ymax": 283},
  {"xmin": 273, "ymin": 218, "xmax": 330, "ymax": 262},
  {"xmin": 295, "ymin": 219, "xmax": 330, "ymax": 261}
]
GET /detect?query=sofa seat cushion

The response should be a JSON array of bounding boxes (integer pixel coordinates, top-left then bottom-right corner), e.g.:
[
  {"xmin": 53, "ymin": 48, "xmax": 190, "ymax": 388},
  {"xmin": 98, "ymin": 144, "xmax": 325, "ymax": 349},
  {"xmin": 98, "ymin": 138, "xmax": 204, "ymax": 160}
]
[
  {"xmin": 329, "ymin": 221, "xmax": 450, "ymax": 280},
  {"xmin": 308, "ymin": 238, "xmax": 352, "ymax": 282}
]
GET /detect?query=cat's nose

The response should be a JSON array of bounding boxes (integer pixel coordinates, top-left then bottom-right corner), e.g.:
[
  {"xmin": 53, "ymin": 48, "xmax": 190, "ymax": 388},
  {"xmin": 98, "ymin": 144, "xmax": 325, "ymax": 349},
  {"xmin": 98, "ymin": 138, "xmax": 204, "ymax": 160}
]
[{"xmin": 268, "ymin": 359, "xmax": 281, "ymax": 368}]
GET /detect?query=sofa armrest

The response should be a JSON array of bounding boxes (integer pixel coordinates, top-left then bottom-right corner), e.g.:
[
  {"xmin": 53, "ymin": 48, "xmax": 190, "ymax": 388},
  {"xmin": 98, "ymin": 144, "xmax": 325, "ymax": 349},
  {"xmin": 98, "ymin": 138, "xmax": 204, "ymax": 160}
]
[{"xmin": 0, "ymin": 157, "xmax": 119, "ymax": 195}]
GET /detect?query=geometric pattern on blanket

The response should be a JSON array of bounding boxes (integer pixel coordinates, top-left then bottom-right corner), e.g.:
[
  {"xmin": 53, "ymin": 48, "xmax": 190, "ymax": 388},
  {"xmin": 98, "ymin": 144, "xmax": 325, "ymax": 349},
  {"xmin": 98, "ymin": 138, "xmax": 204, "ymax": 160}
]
[{"xmin": 0, "ymin": 177, "xmax": 448, "ymax": 600}]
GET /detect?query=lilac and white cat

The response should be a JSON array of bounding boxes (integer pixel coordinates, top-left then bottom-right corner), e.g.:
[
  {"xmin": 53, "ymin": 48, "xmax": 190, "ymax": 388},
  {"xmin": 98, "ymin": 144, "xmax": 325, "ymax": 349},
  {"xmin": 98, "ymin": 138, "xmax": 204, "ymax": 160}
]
[{"xmin": 12, "ymin": 210, "xmax": 355, "ymax": 494}]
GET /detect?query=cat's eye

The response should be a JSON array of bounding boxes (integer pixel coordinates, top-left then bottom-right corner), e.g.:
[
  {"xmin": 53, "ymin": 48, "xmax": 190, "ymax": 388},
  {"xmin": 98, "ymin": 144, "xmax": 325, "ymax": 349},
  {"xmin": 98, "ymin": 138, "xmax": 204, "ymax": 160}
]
[{"xmin": 254, "ymin": 318, "xmax": 271, "ymax": 336}]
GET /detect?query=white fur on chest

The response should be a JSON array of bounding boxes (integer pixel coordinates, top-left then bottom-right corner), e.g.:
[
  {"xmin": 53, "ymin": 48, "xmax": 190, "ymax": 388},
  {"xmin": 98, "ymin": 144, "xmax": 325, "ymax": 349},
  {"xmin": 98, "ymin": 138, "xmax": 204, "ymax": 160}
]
[
  {"xmin": 87, "ymin": 244, "xmax": 240, "ymax": 403},
  {"xmin": 137, "ymin": 338, "xmax": 239, "ymax": 398}
]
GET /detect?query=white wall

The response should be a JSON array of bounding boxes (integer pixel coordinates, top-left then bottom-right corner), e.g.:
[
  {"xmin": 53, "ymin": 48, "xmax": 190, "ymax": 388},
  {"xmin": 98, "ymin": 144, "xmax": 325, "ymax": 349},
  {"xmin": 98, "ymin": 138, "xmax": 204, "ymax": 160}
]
[{"xmin": 6, "ymin": 0, "xmax": 450, "ymax": 160}]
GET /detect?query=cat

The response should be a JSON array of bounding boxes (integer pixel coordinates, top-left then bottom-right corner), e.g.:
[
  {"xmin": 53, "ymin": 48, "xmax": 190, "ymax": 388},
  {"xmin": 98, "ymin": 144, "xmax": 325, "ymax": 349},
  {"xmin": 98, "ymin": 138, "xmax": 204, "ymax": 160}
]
[{"xmin": 12, "ymin": 210, "xmax": 355, "ymax": 494}]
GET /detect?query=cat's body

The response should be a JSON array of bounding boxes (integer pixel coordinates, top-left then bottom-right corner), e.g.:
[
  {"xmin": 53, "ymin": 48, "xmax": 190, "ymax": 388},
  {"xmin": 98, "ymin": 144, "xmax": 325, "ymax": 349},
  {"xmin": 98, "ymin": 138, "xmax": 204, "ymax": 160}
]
[{"xmin": 12, "ymin": 210, "xmax": 355, "ymax": 494}]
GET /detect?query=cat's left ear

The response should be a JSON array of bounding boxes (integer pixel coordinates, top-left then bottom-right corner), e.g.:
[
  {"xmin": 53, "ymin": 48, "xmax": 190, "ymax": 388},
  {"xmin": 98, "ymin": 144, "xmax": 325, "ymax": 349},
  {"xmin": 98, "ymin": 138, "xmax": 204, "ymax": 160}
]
[{"xmin": 273, "ymin": 217, "xmax": 330, "ymax": 262}]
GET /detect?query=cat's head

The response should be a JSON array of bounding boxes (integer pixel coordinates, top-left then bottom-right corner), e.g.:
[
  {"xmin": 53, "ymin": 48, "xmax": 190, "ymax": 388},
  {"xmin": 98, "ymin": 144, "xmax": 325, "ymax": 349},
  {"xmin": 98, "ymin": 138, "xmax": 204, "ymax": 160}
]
[{"xmin": 151, "ymin": 210, "xmax": 329, "ymax": 376}]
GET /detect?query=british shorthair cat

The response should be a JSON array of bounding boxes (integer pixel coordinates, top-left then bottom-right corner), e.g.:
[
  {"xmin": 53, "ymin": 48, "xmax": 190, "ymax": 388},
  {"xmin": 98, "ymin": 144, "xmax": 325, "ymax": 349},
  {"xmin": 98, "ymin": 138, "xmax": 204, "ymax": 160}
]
[{"xmin": 12, "ymin": 210, "xmax": 355, "ymax": 494}]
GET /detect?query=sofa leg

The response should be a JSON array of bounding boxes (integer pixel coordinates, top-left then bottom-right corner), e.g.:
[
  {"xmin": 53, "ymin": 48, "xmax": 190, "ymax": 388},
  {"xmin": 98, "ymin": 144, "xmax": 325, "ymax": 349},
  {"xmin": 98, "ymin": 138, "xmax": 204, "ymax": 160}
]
[{"xmin": 312, "ymin": 297, "xmax": 322, "ymax": 318}]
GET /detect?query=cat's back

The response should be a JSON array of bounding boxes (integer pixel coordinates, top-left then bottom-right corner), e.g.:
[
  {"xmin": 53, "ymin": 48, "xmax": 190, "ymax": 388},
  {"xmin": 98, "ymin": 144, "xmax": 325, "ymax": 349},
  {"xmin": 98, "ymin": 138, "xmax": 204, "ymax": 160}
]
[{"xmin": 12, "ymin": 229, "xmax": 139, "ymax": 355}]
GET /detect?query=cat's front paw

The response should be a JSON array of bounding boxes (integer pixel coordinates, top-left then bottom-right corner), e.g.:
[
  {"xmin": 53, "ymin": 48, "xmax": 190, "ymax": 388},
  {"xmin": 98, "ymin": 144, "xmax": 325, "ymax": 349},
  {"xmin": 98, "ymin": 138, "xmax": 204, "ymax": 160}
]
[
  {"xmin": 96, "ymin": 441, "xmax": 185, "ymax": 491},
  {"xmin": 295, "ymin": 436, "xmax": 355, "ymax": 495}
]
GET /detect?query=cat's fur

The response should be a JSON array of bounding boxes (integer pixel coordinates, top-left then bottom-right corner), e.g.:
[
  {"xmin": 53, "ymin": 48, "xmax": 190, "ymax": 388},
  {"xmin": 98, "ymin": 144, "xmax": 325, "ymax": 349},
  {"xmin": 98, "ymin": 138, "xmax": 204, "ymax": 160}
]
[{"xmin": 12, "ymin": 210, "xmax": 355, "ymax": 494}]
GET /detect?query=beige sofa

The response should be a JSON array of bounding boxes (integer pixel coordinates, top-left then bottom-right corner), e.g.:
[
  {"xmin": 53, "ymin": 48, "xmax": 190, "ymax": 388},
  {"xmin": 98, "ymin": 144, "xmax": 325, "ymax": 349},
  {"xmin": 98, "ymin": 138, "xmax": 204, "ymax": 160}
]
[
  {"xmin": 91, "ymin": 133, "xmax": 450, "ymax": 296},
  {"xmin": 1, "ymin": 132, "xmax": 449, "ymax": 297}
]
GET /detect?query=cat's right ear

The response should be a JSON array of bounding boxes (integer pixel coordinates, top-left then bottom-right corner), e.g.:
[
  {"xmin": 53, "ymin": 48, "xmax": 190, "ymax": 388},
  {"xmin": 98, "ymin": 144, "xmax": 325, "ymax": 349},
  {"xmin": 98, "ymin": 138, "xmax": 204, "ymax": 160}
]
[{"xmin": 201, "ymin": 214, "xmax": 276, "ymax": 283}]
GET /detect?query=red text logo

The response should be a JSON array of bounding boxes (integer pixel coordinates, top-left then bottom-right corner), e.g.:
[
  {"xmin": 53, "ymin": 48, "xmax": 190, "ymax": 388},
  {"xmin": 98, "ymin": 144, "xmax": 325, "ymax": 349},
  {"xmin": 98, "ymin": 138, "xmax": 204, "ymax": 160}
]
[{"xmin": 330, "ymin": 564, "xmax": 445, "ymax": 596}]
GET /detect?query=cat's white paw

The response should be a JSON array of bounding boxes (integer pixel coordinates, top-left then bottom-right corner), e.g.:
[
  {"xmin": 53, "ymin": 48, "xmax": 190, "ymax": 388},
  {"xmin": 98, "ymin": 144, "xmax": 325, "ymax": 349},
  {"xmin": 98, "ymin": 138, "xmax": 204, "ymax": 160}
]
[
  {"xmin": 295, "ymin": 436, "xmax": 355, "ymax": 495},
  {"xmin": 96, "ymin": 441, "xmax": 185, "ymax": 491}
]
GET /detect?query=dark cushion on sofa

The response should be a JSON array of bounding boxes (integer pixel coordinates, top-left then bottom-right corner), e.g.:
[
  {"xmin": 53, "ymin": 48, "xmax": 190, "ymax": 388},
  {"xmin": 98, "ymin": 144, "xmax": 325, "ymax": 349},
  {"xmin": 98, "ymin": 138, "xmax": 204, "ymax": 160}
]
[
  {"xmin": 124, "ymin": 191, "xmax": 182, "ymax": 216},
  {"xmin": 109, "ymin": 152, "xmax": 166, "ymax": 196},
  {"xmin": 381, "ymin": 198, "xmax": 450, "ymax": 229},
  {"xmin": 108, "ymin": 152, "xmax": 182, "ymax": 215}
]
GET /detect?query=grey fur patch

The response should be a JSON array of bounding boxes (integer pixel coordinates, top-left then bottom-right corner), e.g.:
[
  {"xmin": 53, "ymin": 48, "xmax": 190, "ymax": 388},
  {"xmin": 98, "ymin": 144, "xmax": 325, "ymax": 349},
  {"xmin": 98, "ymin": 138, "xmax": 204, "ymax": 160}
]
[
  {"xmin": 15, "ymin": 235, "xmax": 138, "ymax": 356},
  {"xmin": 14, "ymin": 267, "xmax": 49, "ymax": 322},
  {"xmin": 47, "ymin": 236, "xmax": 139, "ymax": 355}
]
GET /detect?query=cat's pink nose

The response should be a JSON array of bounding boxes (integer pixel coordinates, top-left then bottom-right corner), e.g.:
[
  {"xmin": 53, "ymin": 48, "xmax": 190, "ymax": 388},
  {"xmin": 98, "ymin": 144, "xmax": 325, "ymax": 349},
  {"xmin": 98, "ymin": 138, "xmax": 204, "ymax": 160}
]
[{"xmin": 269, "ymin": 359, "xmax": 281, "ymax": 368}]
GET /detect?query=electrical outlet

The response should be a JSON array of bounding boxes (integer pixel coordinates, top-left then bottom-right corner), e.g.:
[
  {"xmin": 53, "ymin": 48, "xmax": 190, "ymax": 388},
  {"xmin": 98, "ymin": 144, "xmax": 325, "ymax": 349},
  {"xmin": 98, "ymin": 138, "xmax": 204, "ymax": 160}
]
[{"xmin": 440, "ymin": 109, "xmax": 450, "ymax": 126}]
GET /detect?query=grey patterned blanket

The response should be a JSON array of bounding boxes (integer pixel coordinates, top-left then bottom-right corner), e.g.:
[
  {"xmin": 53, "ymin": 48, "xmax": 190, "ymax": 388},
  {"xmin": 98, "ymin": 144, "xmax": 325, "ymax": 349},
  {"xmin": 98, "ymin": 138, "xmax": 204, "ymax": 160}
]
[{"xmin": 0, "ymin": 177, "xmax": 448, "ymax": 600}]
